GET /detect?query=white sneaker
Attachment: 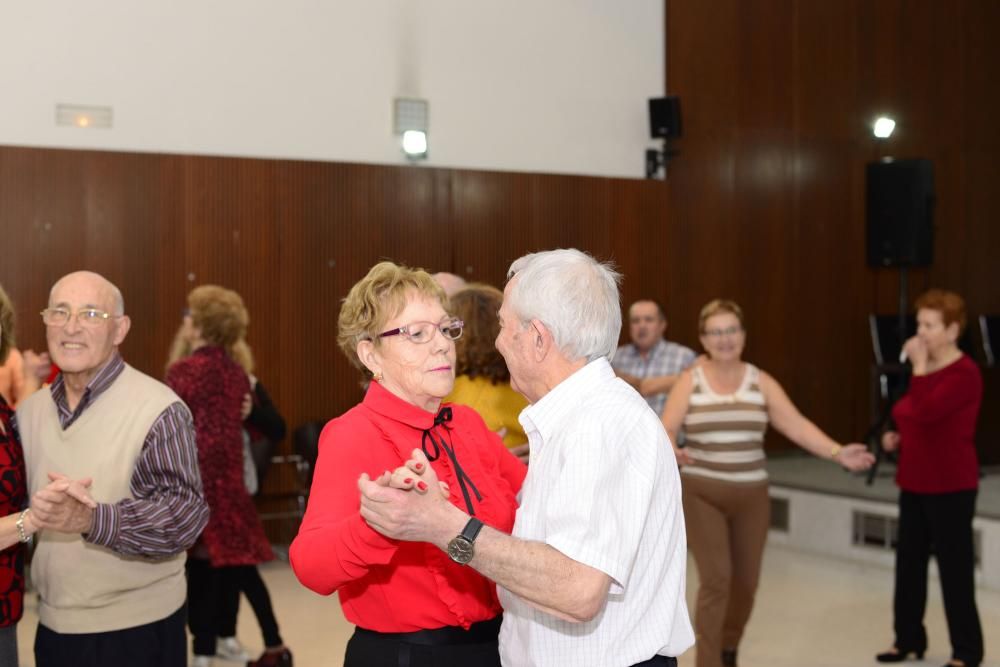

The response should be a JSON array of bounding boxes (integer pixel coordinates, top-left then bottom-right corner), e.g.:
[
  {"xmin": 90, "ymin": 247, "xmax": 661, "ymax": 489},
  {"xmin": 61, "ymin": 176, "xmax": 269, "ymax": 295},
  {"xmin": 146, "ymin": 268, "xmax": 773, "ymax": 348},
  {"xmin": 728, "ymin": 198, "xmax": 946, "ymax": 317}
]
[
  {"xmin": 216, "ymin": 636, "xmax": 250, "ymax": 662},
  {"xmin": 191, "ymin": 656, "xmax": 214, "ymax": 667}
]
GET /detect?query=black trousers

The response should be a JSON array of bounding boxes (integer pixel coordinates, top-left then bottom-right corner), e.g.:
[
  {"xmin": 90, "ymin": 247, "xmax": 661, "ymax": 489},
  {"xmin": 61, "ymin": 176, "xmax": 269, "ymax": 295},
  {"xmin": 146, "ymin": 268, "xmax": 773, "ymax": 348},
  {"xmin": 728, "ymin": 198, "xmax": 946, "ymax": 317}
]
[
  {"xmin": 344, "ymin": 618, "xmax": 501, "ymax": 667},
  {"xmin": 34, "ymin": 603, "xmax": 186, "ymax": 667},
  {"xmin": 218, "ymin": 564, "xmax": 284, "ymax": 648},
  {"xmin": 894, "ymin": 489, "xmax": 983, "ymax": 666},
  {"xmin": 188, "ymin": 557, "xmax": 251, "ymax": 656}
]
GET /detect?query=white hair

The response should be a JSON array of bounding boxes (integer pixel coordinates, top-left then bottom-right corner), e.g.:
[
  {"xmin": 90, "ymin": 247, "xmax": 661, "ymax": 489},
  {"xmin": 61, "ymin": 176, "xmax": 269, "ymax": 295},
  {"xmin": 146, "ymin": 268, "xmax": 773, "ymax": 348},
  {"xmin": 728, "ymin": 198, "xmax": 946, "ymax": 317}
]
[{"xmin": 506, "ymin": 249, "xmax": 622, "ymax": 363}]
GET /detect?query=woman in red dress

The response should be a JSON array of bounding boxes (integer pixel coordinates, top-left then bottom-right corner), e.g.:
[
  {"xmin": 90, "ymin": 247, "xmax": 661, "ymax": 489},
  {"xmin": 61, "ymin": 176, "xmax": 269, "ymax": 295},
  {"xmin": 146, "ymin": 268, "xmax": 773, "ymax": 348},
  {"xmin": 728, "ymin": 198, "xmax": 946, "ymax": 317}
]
[{"xmin": 167, "ymin": 285, "xmax": 281, "ymax": 667}]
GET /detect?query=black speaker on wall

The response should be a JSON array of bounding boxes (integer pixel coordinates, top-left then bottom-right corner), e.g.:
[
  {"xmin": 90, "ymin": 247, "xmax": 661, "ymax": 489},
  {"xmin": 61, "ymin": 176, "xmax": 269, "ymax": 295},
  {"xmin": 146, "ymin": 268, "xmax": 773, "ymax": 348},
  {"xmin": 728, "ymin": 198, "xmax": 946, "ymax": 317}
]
[
  {"xmin": 649, "ymin": 96, "xmax": 682, "ymax": 139},
  {"xmin": 866, "ymin": 159, "xmax": 934, "ymax": 268}
]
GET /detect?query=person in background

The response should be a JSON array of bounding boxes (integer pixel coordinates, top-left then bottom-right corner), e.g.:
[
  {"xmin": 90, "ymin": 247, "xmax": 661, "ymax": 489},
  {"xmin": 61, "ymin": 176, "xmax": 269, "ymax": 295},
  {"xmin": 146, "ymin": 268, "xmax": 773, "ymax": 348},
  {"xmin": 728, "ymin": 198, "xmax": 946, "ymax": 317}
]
[
  {"xmin": 445, "ymin": 284, "xmax": 530, "ymax": 462},
  {"xmin": 613, "ymin": 299, "xmax": 696, "ymax": 416},
  {"xmin": 166, "ymin": 286, "xmax": 281, "ymax": 667},
  {"xmin": 875, "ymin": 289, "xmax": 983, "ymax": 667},
  {"xmin": 661, "ymin": 298, "xmax": 874, "ymax": 667},
  {"xmin": 432, "ymin": 271, "xmax": 467, "ymax": 297}
]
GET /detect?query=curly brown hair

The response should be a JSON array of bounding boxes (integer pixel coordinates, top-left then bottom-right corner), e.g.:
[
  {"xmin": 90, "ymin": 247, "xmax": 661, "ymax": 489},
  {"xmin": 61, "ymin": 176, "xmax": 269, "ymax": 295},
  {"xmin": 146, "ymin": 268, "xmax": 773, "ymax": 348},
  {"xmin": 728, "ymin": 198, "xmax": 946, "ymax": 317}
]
[
  {"xmin": 451, "ymin": 283, "xmax": 510, "ymax": 384},
  {"xmin": 338, "ymin": 262, "xmax": 446, "ymax": 378},
  {"xmin": 188, "ymin": 285, "xmax": 249, "ymax": 350},
  {"xmin": 0, "ymin": 283, "xmax": 15, "ymax": 365}
]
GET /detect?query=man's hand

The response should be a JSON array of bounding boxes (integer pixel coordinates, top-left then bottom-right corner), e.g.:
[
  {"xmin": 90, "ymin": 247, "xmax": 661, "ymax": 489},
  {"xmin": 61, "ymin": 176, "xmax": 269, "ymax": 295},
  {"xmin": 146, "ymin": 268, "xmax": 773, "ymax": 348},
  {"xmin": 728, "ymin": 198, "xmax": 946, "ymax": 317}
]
[
  {"xmin": 614, "ymin": 370, "xmax": 642, "ymax": 391},
  {"xmin": 881, "ymin": 430, "xmax": 900, "ymax": 452},
  {"xmin": 22, "ymin": 350, "xmax": 52, "ymax": 381},
  {"xmin": 358, "ymin": 449, "xmax": 464, "ymax": 548},
  {"xmin": 30, "ymin": 472, "xmax": 98, "ymax": 534}
]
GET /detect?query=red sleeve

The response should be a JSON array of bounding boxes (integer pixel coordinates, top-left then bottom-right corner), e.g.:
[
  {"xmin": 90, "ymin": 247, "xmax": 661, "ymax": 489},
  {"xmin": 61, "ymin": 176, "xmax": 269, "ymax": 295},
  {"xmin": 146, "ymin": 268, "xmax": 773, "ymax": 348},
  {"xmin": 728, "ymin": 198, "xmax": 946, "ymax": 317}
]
[
  {"xmin": 490, "ymin": 427, "xmax": 527, "ymax": 495},
  {"xmin": 289, "ymin": 413, "xmax": 400, "ymax": 596},
  {"xmin": 896, "ymin": 359, "xmax": 982, "ymax": 426}
]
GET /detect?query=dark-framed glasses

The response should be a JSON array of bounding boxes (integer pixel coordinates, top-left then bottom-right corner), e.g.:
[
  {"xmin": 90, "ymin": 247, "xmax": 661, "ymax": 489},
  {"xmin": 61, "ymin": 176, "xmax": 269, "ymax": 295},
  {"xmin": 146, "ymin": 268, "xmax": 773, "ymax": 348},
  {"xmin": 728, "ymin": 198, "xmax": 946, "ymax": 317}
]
[
  {"xmin": 41, "ymin": 307, "xmax": 115, "ymax": 328},
  {"xmin": 378, "ymin": 318, "xmax": 464, "ymax": 344}
]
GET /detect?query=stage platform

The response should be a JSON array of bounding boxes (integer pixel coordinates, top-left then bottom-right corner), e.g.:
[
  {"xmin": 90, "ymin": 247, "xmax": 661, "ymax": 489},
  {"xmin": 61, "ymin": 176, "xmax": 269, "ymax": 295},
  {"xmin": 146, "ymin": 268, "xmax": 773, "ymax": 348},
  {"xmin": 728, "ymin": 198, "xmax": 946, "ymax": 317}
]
[{"xmin": 765, "ymin": 454, "xmax": 1000, "ymax": 591}]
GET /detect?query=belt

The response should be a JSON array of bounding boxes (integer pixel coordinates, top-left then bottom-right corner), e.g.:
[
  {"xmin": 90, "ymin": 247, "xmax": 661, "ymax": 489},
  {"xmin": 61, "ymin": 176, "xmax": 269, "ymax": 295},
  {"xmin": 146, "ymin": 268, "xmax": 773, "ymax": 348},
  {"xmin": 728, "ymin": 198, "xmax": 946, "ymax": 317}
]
[{"xmin": 355, "ymin": 615, "xmax": 501, "ymax": 646}]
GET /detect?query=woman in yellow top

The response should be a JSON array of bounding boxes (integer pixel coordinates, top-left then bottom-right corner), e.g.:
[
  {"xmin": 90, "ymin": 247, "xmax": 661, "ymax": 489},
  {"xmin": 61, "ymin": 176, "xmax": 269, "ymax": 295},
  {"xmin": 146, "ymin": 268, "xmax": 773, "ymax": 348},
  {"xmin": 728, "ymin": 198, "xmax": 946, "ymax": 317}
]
[{"xmin": 446, "ymin": 284, "xmax": 530, "ymax": 461}]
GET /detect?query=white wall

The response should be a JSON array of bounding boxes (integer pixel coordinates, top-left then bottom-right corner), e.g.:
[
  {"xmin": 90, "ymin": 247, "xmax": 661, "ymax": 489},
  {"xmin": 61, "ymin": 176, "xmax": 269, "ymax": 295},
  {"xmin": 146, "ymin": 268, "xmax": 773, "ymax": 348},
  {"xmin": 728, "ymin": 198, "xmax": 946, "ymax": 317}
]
[{"xmin": 0, "ymin": 1, "xmax": 663, "ymax": 178}]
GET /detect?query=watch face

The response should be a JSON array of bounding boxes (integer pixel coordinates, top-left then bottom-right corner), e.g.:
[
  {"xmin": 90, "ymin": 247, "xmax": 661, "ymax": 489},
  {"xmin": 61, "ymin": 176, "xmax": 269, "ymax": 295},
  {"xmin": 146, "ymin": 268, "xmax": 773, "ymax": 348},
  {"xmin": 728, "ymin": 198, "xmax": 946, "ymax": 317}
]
[{"xmin": 447, "ymin": 536, "xmax": 474, "ymax": 564}]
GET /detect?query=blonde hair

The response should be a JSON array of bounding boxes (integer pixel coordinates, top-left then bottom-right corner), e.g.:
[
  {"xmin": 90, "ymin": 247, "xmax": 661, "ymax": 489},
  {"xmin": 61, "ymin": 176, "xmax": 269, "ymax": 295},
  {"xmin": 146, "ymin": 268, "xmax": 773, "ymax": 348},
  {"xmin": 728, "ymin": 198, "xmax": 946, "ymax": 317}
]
[
  {"xmin": 167, "ymin": 323, "xmax": 255, "ymax": 375},
  {"xmin": 188, "ymin": 285, "xmax": 249, "ymax": 351},
  {"xmin": 338, "ymin": 262, "xmax": 446, "ymax": 377},
  {"xmin": 0, "ymin": 283, "xmax": 15, "ymax": 365},
  {"xmin": 698, "ymin": 299, "xmax": 745, "ymax": 333}
]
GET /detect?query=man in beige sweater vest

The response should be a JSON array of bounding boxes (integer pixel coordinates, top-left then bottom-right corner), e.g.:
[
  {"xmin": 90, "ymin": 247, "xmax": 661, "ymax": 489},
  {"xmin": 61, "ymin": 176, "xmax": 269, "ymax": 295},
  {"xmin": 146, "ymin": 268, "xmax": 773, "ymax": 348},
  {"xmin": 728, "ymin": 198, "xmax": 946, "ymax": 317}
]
[{"xmin": 17, "ymin": 271, "xmax": 209, "ymax": 667}]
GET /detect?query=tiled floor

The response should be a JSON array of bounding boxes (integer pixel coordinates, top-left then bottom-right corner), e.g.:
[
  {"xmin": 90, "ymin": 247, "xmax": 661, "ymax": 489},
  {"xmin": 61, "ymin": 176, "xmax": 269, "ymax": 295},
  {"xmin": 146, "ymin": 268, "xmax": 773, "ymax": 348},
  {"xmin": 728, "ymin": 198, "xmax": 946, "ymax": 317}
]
[{"xmin": 15, "ymin": 543, "xmax": 1000, "ymax": 666}]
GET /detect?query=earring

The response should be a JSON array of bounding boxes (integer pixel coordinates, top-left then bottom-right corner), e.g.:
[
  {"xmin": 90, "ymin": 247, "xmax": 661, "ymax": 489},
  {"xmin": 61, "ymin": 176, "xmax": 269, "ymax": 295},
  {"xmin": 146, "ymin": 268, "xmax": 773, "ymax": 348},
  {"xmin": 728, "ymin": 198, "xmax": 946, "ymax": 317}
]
[{"xmin": 373, "ymin": 371, "xmax": 383, "ymax": 382}]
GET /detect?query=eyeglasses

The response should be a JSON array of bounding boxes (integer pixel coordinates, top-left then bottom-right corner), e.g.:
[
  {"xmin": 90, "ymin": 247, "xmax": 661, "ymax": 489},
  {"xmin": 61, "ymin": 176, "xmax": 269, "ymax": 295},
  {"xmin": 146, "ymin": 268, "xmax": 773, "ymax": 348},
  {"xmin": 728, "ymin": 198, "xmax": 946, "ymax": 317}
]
[
  {"xmin": 378, "ymin": 318, "xmax": 464, "ymax": 344},
  {"xmin": 702, "ymin": 325, "xmax": 743, "ymax": 338},
  {"xmin": 41, "ymin": 307, "xmax": 116, "ymax": 328}
]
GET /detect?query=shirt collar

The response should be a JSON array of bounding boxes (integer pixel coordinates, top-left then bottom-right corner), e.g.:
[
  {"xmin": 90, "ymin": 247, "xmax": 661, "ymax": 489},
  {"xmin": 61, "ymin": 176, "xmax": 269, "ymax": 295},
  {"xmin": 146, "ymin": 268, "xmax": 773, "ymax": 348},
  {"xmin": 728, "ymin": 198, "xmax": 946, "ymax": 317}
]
[
  {"xmin": 50, "ymin": 352, "xmax": 126, "ymax": 426},
  {"xmin": 520, "ymin": 357, "xmax": 614, "ymax": 444},
  {"xmin": 362, "ymin": 379, "xmax": 442, "ymax": 430}
]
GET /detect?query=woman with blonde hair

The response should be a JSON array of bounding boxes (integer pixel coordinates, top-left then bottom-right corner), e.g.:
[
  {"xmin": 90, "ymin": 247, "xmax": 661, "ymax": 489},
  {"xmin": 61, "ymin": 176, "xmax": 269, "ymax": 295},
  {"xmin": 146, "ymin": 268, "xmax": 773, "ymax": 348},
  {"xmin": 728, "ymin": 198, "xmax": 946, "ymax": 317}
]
[
  {"xmin": 166, "ymin": 285, "xmax": 287, "ymax": 667},
  {"xmin": 662, "ymin": 299, "xmax": 874, "ymax": 667},
  {"xmin": 291, "ymin": 262, "xmax": 525, "ymax": 667}
]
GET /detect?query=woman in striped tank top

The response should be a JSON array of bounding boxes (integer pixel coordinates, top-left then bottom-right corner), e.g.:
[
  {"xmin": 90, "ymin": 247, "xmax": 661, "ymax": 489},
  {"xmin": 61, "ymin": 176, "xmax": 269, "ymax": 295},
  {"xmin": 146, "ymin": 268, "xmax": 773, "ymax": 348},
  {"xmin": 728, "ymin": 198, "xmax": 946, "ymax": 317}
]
[{"xmin": 661, "ymin": 300, "xmax": 874, "ymax": 667}]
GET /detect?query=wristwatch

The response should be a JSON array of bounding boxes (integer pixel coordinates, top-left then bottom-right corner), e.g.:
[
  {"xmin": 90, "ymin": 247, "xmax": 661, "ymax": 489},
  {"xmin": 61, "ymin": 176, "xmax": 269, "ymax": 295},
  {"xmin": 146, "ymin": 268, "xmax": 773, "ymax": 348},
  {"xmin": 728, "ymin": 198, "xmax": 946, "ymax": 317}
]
[{"xmin": 447, "ymin": 517, "xmax": 484, "ymax": 565}]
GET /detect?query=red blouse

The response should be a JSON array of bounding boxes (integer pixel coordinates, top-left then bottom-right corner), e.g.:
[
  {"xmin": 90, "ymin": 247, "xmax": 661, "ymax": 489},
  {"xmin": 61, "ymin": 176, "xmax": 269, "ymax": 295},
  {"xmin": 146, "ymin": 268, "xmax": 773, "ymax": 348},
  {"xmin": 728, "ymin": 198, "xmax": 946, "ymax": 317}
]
[
  {"xmin": 167, "ymin": 346, "xmax": 273, "ymax": 566},
  {"xmin": 892, "ymin": 354, "xmax": 982, "ymax": 494},
  {"xmin": 290, "ymin": 380, "xmax": 526, "ymax": 632},
  {"xmin": 0, "ymin": 395, "xmax": 26, "ymax": 627}
]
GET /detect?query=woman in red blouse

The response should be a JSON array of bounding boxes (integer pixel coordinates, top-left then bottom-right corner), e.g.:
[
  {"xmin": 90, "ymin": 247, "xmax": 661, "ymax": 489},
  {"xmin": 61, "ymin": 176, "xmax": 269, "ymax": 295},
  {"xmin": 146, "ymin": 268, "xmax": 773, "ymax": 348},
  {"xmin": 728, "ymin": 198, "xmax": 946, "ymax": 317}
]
[
  {"xmin": 290, "ymin": 262, "xmax": 526, "ymax": 667},
  {"xmin": 166, "ymin": 286, "xmax": 281, "ymax": 667},
  {"xmin": 876, "ymin": 290, "xmax": 983, "ymax": 667}
]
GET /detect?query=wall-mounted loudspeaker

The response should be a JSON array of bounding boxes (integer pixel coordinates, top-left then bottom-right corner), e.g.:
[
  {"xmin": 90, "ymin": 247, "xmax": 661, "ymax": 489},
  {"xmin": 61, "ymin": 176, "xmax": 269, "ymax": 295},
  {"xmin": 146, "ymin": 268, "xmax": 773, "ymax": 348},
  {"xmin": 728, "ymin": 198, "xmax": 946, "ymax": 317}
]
[
  {"xmin": 649, "ymin": 97, "xmax": 682, "ymax": 139},
  {"xmin": 866, "ymin": 159, "xmax": 934, "ymax": 268}
]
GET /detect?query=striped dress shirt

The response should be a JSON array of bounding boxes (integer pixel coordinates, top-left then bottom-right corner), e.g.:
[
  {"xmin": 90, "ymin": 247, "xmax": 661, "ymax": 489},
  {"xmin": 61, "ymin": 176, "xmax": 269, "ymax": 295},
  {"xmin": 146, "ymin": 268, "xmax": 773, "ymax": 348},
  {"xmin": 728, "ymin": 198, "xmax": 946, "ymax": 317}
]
[
  {"xmin": 498, "ymin": 358, "xmax": 694, "ymax": 666},
  {"xmin": 681, "ymin": 364, "xmax": 769, "ymax": 484},
  {"xmin": 39, "ymin": 353, "xmax": 207, "ymax": 558}
]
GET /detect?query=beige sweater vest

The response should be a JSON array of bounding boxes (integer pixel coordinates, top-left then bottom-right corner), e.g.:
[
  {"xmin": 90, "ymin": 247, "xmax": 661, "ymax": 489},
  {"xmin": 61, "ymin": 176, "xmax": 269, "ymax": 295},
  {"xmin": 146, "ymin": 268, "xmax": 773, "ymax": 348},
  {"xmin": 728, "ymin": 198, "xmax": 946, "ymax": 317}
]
[{"xmin": 17, "ymin": 364, "xmax": 187, "ymax": 633}]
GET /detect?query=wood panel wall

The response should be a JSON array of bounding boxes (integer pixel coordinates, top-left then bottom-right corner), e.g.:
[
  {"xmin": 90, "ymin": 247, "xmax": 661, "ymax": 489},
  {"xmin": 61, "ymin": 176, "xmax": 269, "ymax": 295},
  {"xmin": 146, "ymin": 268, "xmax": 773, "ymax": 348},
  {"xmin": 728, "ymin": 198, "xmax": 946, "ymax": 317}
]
[
  {"xmin": 664, "ymin": 0, "xmax": 1000, "ymax": 461},
  {"xmin": 1, "ymin": 0, "xmax": 997, "ymax": 486},
  {"xmin": 0, "ymin": 147, "xmax": 669, "ymax": 448}
]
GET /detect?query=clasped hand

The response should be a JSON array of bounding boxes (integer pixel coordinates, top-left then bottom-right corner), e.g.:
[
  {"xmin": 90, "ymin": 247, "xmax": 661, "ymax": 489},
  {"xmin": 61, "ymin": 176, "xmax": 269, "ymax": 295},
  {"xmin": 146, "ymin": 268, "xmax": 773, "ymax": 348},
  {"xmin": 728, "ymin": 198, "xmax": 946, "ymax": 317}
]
[
  {"xmin": 30, "ymin": 472, "xmax": 98, "ymax": 534},
  {"xmin": 357, "ymin": 449, "xmax": 455, "ymax": 545}
]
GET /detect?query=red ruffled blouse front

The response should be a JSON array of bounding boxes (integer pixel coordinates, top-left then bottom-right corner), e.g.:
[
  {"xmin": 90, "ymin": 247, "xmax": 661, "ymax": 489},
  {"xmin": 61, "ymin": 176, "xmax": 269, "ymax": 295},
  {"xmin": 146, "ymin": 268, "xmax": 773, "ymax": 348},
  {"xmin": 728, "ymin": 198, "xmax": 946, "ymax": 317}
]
[{"xmin": 290, "ymin": 380, "xmax": 526, "ymax": 632}]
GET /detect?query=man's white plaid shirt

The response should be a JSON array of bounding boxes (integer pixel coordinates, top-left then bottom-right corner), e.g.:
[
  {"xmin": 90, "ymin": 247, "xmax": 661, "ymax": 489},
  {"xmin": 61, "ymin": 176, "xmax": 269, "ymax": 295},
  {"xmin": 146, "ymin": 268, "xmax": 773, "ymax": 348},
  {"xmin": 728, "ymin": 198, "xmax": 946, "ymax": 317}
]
[{"xmin": 612, "ymin": 339, "xmax": 696, "ymax": 415}]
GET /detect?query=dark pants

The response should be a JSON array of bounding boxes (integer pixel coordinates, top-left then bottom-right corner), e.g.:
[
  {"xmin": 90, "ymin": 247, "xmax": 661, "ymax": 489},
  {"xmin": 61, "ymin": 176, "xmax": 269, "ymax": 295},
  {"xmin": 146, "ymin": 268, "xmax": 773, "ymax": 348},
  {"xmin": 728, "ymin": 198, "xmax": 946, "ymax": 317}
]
[
  {"xmin": 344, "ymin": 617, "xmax": 501, "ymax": 667},
  {"xmin": 632, "ymin": 656, "xmax": 676, "ymax": 666},
  {"xmin": 188, "ymin": 557, "xmax": 248, "ymax": 656},
  {"xmin": 34, "ymin": 603, "xmax": 186, "ymax": 667},
  {"xmin": 894, "ymin": 489, "xmax": 983, "ymax": 666},
  {"xmin": 218, "ymin": 564, "xmax": 284, "ymax": 648}
]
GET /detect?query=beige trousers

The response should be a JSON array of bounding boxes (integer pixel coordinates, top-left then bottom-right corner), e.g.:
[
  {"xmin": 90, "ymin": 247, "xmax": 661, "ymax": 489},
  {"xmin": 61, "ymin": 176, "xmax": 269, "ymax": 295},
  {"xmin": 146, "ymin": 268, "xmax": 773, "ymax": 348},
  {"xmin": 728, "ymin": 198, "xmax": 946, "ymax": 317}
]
[{"xmin": 682, "ymin": 475, "xmax": 770, "ymax": 667}]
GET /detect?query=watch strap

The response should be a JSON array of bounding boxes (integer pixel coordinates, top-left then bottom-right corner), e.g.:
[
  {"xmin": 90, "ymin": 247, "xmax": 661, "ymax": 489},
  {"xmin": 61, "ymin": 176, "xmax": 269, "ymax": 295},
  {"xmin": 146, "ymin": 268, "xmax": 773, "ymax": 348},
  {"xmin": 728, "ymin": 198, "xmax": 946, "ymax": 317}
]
[{"xmin": 460, "ymin": 517, "xmax": 484, "ymax": 544}]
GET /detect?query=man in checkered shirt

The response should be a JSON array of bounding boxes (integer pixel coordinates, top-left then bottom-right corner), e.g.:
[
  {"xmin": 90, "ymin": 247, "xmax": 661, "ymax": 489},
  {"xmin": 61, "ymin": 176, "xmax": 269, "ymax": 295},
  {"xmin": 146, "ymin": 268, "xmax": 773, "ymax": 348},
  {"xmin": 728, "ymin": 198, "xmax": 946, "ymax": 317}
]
[{"xmin": 612, "ymin": 299, "xmax": 696, "ymax": 416}]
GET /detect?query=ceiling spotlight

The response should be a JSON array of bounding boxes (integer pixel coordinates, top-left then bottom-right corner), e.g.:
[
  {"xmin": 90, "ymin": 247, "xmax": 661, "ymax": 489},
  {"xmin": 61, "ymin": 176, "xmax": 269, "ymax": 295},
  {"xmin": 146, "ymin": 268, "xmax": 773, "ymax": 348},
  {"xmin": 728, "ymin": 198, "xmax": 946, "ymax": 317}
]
[
  {"xmin": 873, "ymin": 116, "xmax": 896, "ymax": 139},
  {"xmin": 394, "ymin": 98, "xmax": 429, "ymax": 161}
]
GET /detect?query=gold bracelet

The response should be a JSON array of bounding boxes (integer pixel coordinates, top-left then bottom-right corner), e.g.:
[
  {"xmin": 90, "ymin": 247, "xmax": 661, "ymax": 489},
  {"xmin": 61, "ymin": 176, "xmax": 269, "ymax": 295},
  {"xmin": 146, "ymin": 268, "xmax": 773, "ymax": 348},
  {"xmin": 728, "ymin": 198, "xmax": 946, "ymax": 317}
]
[
  {"xmin": 16, "ymin": 508, "xmax": 31, "ymax": 544},
  {"xmin": 830, "ymin": 444, "xmax": 843, "ymax": 460}
]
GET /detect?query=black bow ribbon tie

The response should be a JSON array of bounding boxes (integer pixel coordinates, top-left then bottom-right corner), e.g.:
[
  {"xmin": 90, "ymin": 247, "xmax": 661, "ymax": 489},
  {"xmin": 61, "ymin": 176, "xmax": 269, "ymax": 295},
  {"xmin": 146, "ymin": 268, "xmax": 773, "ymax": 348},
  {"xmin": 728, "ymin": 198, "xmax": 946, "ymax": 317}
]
[
  {"xmin": 434, "ymin": 407, "xmax": 453, "ymax": 427},
  {"xmin": 422, "ymin": 407, "xmax": 481, "ymax": 516}
]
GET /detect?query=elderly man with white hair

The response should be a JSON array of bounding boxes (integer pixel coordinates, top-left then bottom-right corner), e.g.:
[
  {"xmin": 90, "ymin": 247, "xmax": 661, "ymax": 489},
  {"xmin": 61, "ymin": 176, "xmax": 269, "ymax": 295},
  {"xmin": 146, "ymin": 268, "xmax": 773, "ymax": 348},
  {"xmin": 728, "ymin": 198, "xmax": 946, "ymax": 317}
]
[{"xmin": 359, "ymin": 249, "xmax": 693, "ymax": 667}]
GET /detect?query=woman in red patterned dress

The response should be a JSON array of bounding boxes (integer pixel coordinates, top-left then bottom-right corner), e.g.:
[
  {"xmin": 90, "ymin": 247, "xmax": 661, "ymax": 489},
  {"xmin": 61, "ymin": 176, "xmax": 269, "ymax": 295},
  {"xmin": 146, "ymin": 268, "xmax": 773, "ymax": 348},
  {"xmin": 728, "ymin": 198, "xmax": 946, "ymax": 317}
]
[
  {"xmin": 167, "ymin": 285, "xmax": 282, "ymax": 667},
  {"xmin": 0, "ymin": 284, "xmax": 28, "ymax": 664}
]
